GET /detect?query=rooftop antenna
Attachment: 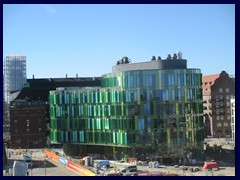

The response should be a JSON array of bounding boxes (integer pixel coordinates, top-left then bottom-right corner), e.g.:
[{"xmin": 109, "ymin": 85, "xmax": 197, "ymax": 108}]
[{"xmin": 176, "ymin": 51, "xmax": 183, "ymax": 59}]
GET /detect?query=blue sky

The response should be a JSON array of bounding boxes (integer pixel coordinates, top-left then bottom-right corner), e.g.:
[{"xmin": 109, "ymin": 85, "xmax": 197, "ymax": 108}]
[{"xmin": 3, "ymin": 4, "xmax": 235, "ymax": 78}]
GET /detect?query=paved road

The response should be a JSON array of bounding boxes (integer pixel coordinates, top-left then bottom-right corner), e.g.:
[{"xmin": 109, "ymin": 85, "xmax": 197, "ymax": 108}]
[
  {"xmin": 3, "ymin": 148, "xmax": 235, "ymax": 176},
  {"xmin": 98, "ymin": 161, "xmax": 235, "ymax": 176},
  {"xmin": 3, "ymin": 148, "xmax": 80, "ymax": 176}
]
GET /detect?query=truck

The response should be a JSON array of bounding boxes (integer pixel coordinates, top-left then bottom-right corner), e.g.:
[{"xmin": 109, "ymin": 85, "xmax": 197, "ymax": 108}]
[
  {"xmin": 13, "ymin": 161, "xmax": 28, "ymax": 176},
  {"xmin": 94, "ymin": 160, "xmax": 110, "ymax": 168}
]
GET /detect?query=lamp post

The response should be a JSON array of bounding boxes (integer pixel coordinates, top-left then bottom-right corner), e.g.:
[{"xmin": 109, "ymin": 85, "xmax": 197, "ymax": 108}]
[
  {"xmin": 44, "ymin": 159, "xmax": 46, "ymax": 176},
  {"xmin": 27, "ymin": 120, "xmax": 30, "ymax": 149},
  {"xmin": 44, "ymin": 158, "xmax": 49, "ymax": 176},
  {"xmin": 27, "ymin": 129, "xmax": 30, "ymax": 150}
]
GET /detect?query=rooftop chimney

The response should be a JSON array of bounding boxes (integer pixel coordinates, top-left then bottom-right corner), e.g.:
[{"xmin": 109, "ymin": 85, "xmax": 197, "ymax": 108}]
[{"xmin": 151, "ymin": 56, "xmax": 156, "ymax": 61}]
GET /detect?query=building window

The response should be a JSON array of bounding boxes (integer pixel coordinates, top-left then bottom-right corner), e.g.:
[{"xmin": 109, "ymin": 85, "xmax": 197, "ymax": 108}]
[
  {"xmin": 15, "ymin": 139, "xmax": 21, "ymax": 144},
  {"xmin": 14, "ymin": 120, "xmax": 18, "ymax": 124},
  {"xmin": 14, "ymin": 129, "xmax": 18, "ymax": 133},
  {"xmin": 226, "ymin": 88, "xmax": 229, "ymax": 93},
  {"xmin": 216, "ymin": 116, "xmax": 220, "ymax": 120},
  {"xmin": 227, "ymin": 116, "xmax": 230, "ymax": 120},
  {"xmin": 217, "ymin": 123, "xmax": 222, "ymax": 127},
  {"xmin": 26, "ymin": 120, "xmax": 30, "ymax": 126},
  {"xmin": 224, "ymin": 123, "xmax": 228, "ymax": 127},
  {"xmin": 232, "ymin": 117, "xmax": 234, "ymax": 123},
  {"xmin": 227, "ymin": 109, "xmax": 230, "ymax": 114},
  {"xmin": 216, "ymin": 110, "xmax": 219, "ymax": 115},
  {"xmin": 219, "ymin": 88, "xmax": 223, "ymax": 93},
  {"xmin": 14, "ymin": 111, "xmax": 18, "ymax": 114},
  {"xmin": 219, "ymin": 95, "xmax": 223, "ymax": 100},
  {"xmin": 38, "ymin": 128, "xmax": 42, "ymax": 132},
  {"xmin": 226, "ymin": 102, "xmax": 230, "ymax": 106},
  {"xmin": 220, "ymin": 116, "xmax": 224, "ymax": 120},
  {"xmin": 226, "ymin": 95, "xmax": 230, "ymax": 100}
]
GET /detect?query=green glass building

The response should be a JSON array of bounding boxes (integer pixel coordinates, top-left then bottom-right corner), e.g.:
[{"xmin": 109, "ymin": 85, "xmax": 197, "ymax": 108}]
[{"xmin": 49, "ymin": 54, "xmax": 204, "ymax": 162}]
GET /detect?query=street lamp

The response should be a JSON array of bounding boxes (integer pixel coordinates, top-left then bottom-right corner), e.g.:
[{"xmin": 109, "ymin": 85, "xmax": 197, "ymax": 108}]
[
  {"xmin": 44, "ymin": 158, "xmax": 49, "ymax": 176},
  {"xmin": 27, "ymin": 128, "xmax": 30, "ymax": 149},
  {"xmin": 27, "ymin": 120, "xmax": 30, "ymax": 149}
]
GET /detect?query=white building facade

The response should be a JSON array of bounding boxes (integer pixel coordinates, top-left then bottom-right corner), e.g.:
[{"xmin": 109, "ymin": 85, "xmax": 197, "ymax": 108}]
[{"xmin": 230, "ymin": 98, "xmax": 235, "ymax": 141}]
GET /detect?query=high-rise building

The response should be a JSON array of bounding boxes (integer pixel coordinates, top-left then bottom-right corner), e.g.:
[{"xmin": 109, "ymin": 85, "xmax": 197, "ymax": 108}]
[
  {"xmin": 49, "ymin": 54, "xmax": 205, "ymax": 162},
  {"xmin": 3, "ymin": 55, "xmax": 27, "ymax": 103},
  {"xmin": 202, "ymin": 71, "xmax": 235, "ymax": 138}
]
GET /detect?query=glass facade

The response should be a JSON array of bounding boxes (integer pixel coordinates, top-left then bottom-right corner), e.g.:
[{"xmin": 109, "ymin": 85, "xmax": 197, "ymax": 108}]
[{"xmin": 49, "ymin": 66, "xmax": 204, "ymax": 161}]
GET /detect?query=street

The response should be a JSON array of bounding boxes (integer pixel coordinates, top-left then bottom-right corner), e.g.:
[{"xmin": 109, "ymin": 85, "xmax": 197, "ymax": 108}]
[
  {"xmin": 3, "ymin": 148, "xmax": 80, "ymax": 176},
  {"xmin": 3, "ymin": 148, "xmax": 235, "ymax": 176}
]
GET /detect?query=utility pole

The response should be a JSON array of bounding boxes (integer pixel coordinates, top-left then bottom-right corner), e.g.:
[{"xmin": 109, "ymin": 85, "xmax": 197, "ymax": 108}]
[
  {"xmin": 44, "ymin": 159, "xmax": 47, "ymax": 176},
  {"xmin": 27, "ymin": 120, "xmax": 30, "ymax": 149}
]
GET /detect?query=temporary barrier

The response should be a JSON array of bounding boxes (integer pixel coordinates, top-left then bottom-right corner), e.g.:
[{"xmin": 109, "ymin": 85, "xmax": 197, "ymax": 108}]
[
  {"xmin": 67, "ymin": 161, "xmax": 96, "ymax": 176},
  {"xmin": 44, "ymin": 150, "xmax": 59, "ymax": 162},
  {"xmin": 203, "ymin": 161, "xmax": 219, "ymax": 170},
  {"xmin": 44, "ymin": 149, "xmax": 95, "ymax": 176}
]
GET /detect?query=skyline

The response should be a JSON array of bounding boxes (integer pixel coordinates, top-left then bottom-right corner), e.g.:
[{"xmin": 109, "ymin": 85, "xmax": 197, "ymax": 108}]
[{"xmin": 3, "ymin": 4, "xmax": 235, "ymax": 78}]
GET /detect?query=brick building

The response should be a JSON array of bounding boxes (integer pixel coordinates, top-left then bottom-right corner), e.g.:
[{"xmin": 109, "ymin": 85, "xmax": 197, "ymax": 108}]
[
  {"xmin": 10, "ymin": 100, "xmax": 48, "ymax": 148},
  {"xmin": 202, "ymin": 71, "xmax": 235, "ymax": 138},
  {"xmin": 9, "ymin": 77, "xmax": 101, "ymax": 148}
]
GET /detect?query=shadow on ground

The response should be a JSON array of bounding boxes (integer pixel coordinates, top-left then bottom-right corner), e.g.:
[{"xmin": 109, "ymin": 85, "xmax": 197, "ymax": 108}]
[{"xmin": 4, "ymin": 159, "xmax": 57, "ymax": 170}]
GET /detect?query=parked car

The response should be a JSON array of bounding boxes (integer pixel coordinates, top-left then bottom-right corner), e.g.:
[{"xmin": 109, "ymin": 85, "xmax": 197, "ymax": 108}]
[
  {"xmin": 120, "ymin": 165, "xmax": 137, "ymax": 173},
  {"xmin": 148, "ymin": 161, "xmax": 165, "ymax": 168}
]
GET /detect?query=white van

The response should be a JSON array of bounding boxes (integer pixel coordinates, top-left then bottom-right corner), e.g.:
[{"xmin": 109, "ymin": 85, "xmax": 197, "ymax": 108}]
[{"xmin": 120, "ymin": 165, "xmax": 137, "ymax": 173}]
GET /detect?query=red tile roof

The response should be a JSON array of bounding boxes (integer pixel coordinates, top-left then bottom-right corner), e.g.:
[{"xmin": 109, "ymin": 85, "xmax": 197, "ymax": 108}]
[
  {"xmin": 202, "ymin": 74, "xmax": 220, "ymax": 94},
  {"xmin": 202, "ymin": 74, "xmax": 220, "ymax": 83}
]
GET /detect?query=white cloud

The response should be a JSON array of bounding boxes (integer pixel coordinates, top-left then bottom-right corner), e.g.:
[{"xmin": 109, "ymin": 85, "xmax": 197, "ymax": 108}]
[{"xmin": 42, "ymin": 5, "xmax": 57, "ymax": 14}]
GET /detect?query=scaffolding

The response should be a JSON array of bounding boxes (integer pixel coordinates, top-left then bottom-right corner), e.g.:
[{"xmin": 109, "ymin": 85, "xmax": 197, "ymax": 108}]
[{"xmin": 3, "ymin": 55, "xmax": 27, "ymax": 103}]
